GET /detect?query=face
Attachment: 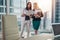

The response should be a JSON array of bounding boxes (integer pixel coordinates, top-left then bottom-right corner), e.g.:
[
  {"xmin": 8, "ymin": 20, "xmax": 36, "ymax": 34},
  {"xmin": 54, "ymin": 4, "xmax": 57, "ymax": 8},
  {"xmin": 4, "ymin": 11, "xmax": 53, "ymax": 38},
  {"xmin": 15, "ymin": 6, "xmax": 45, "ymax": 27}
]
[
  {"xmin": 33, "ymin": 3, "xmax": 37, "ymax": 9},
  {"xmin": 28, "ymin": 3, "xmax": 31, "ymax": 9}
]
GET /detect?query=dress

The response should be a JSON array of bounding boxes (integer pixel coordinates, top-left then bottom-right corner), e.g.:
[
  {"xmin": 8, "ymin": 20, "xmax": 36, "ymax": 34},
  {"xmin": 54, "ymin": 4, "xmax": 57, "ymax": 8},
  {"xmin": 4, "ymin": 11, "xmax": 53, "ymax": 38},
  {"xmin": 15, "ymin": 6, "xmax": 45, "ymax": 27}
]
[{"xmin": 32, "ymin": 9, "xmax": 42, "ymax": 30}]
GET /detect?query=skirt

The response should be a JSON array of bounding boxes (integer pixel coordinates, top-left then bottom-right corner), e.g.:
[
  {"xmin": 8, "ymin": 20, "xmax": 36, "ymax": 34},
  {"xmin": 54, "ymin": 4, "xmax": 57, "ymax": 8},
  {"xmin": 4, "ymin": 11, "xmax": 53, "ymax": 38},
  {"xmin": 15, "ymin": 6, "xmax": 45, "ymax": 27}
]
[{"xmin": 32, "ymin": 20, "xmax": 41, "ymax": 30}]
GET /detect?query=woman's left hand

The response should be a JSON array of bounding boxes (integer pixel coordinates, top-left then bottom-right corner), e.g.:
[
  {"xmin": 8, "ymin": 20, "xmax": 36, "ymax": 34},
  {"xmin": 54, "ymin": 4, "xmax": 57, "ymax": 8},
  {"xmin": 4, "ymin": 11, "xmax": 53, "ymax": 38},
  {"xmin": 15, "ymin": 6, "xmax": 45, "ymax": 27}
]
[{"xmin": 35, "ymin": 14, "xmax": 40, "ymax": 18}]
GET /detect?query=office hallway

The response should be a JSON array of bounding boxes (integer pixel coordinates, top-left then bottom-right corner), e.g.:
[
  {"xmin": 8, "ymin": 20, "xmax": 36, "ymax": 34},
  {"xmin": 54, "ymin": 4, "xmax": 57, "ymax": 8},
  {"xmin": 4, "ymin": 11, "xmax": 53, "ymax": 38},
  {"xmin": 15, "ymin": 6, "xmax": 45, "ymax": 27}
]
[
  {"xmin": 0, "ymin": 33, "xmax": 59, "ymax": 40},
  {"xmin": 0, "ymin": 33, "xmax": 60, "ymax": 40}
]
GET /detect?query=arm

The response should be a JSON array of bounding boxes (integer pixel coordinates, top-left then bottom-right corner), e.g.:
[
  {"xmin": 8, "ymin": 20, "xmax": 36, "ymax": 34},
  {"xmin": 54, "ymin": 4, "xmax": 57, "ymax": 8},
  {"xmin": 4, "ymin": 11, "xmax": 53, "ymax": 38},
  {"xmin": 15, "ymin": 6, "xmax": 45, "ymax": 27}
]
[
  {"xmin": 40, "ymin": 11, "xmax": 43, "ymax": 17},
  {"xmin": 21, "ymin": 9, "xmax": 26, "ymax": 17},
  {"xmin": 34, "ymin": 12, "xmax": 42, "ymax": 18},
  {"xmin": 34, "ymin": 14, "xmax": 40, "ymax": 18},
  {"xmin": 34, "ymin": 9, "xmax": 43, "ymax": 18}
]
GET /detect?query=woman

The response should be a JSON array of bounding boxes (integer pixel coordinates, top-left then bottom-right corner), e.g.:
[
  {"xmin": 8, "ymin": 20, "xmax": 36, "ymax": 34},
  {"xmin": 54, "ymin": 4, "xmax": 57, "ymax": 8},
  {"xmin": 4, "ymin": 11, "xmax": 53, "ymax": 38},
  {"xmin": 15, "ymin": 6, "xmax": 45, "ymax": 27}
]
[
  {"xmin": 20, "ymin": 2, "xmax": 32, "ymax": 38},
  {"xmin": 32, "ymin": 3, "xmax": 43, "ymax": 35}
]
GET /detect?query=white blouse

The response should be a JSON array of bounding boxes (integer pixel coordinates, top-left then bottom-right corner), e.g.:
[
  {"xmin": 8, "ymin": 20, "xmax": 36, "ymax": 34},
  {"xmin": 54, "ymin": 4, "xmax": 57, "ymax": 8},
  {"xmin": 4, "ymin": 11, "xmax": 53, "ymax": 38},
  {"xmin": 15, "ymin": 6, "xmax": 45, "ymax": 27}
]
[
  {"xmin": 23, "ymin": 9, "xmax": 33, "ymax": 15},
  {"xmin": 34, "ymin": 9, "xmax": 42, "ymax": 14}
]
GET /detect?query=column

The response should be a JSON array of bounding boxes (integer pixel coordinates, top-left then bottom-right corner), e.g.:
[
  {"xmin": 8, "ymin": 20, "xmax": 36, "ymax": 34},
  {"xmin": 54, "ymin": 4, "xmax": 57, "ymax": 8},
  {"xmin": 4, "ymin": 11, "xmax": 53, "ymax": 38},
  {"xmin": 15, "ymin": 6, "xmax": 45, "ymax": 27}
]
[{"xmin": 6, "ymin": 0, "xmax": 10, "ymax": 15}]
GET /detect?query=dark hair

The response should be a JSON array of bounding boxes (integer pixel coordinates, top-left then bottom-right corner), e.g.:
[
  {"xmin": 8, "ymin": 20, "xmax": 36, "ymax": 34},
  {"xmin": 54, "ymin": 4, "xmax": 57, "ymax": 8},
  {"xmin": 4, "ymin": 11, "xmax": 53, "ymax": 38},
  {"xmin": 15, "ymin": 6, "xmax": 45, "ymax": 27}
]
[{"xmin": 26, "ymin": 2, "xmax": 32, "ymax": 10}]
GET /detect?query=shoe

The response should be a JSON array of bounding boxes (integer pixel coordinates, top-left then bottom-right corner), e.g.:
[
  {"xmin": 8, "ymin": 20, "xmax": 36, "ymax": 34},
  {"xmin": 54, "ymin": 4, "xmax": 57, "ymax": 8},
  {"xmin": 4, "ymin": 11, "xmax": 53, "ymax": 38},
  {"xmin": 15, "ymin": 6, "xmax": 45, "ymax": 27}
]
[{"xmin": 21, "ymin": 37, "xmax": 24, "ymax": 38}]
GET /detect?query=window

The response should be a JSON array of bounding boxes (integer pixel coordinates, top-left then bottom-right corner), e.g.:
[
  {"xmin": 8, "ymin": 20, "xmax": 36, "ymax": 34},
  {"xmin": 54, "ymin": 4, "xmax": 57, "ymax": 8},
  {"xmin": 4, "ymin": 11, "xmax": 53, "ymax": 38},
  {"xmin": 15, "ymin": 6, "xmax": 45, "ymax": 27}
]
[
  {"xmin": 55, "ymin": 0, "xmax": 60, "ymax": 23},
  {"xmin": 9, "ymin": 0, "xmax": 27, "ymax": 31},
  {"xmin": 10, "ymin": 0, "xmax": 13, "ymax": 6},
  {"xmin": 0, "ymin": 7, "xmax": 4, "ymax": 13},
  {"xmin": 17, "ymin": 20, "xmax": 21, "ymax": 31},
  {"xmin": 13, "ymin": 0, "xmax": 20, "ymax": 7},
  {"xmin": 5, "ymin": 8, "xmax": 7, "ymax": 13},
  {"xmin": 10, "ymin": 8, "xmax": 14, "ymax": 13},
  {"xmin": 14, "ymin": 8, "xmax": 20, "ymax": 13},
  {"xmin": 5, "ymin": 0, "xmax": 7, "ymax": 6},
  {"xmin": 0, "ymin": 0, "xmax": 3, "ymax": 5}
]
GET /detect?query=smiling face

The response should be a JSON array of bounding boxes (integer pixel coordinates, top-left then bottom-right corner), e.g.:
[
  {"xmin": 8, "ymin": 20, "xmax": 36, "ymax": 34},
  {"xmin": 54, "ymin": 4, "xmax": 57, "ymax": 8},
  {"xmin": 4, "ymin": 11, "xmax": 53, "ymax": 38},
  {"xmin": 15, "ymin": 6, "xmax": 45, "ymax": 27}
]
[
  {"xmin": 28, "ymin": 3, "xmax": 31, "ymax": 9},
  {"xmin": 33, "ymin": 3, "xmax": 38, "ymax": 9},
  {"xmin": 26, "ymin": 2, "xmax": 32, "ymax": 10}
]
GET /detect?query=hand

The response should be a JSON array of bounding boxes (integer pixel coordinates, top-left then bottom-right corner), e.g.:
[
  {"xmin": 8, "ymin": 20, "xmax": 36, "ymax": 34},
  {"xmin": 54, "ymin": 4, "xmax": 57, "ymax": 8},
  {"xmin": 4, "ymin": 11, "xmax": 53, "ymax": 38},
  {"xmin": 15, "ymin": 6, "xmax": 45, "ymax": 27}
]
[
  {"xmin": 35, "ymin": 14, "xmax": 40, "ymax": 18},
  {"xmin": 29, "ymin": 14, "xmax": 33, "ymax": 18}
]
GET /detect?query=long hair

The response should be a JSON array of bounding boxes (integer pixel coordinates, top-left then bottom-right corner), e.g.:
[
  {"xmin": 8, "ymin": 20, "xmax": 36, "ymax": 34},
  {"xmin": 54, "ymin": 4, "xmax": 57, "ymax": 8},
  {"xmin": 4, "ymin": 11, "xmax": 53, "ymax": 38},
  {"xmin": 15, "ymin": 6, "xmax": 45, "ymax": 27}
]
[{"xmin": 26, "ymin": 2, "xmax": 32, "ymax": 10}]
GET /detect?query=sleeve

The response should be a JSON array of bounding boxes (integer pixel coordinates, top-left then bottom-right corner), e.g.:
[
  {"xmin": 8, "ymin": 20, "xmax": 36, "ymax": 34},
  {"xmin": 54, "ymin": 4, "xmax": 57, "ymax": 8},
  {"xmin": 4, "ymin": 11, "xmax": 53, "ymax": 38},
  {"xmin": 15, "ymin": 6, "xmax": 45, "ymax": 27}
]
[
  {"xmin": 23, "ymin": 9, "xmax": 26, "ymax": 14},
  {"xmin": 40, "ymin": 11, "xmax": 43, "ymax": 17},
  {"xmin": 38, "ymin": 9, "xmax": 44, "ymax": 17},
  {"xmin": 21, "ymin": 9, "xmax": 26, "ymax": 17}
]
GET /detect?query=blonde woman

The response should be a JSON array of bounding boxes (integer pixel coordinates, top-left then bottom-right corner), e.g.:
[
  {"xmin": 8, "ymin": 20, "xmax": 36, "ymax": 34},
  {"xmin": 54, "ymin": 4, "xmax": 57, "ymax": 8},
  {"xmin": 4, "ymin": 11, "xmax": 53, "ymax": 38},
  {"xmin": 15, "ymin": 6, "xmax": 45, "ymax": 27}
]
[{"xmin": 32, "ymin": 3, "xmax": 43, "ymax": 35}]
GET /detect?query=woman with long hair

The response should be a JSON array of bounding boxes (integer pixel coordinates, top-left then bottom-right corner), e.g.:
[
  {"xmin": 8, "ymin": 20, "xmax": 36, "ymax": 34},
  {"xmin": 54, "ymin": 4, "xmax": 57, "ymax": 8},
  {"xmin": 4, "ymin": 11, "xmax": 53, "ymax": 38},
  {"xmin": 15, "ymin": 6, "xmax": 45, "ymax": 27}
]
[
  {"xmin": 21, "ymin": 2, "xmax": 32, "ymax": 38},
  {"xmin": 32, "ymin": 2, "xmax": 43, "ymax": 35}
]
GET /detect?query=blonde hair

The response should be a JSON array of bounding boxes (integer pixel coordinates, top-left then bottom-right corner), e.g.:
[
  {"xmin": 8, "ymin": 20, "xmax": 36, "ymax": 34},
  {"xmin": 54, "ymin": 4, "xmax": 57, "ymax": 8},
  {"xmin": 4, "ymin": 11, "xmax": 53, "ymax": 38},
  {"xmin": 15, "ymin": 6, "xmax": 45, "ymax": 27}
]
[{"xmin": 33, "ymin": 2, "xmax": 39, "ymax": 9}]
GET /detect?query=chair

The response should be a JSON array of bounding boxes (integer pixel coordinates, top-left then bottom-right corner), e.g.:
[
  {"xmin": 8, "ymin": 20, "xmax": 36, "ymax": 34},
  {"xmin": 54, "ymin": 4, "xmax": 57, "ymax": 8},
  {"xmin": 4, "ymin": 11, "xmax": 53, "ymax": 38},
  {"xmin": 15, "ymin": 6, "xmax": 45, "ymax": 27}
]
[
  {"xmin": 52, "ymin": 24, "xmax": 60, "ymax": 36},
  {"xmin": 2, "ymin": 15, "xmax": 20, "ymax": 40}
]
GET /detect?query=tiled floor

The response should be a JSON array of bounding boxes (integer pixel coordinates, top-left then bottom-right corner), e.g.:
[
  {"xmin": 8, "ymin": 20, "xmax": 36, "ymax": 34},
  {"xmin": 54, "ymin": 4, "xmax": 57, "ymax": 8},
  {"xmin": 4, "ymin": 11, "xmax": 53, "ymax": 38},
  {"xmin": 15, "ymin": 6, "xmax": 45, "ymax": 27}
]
[
  {"xmin": 0, "ymin": 37, "xmax": 60, "ymax": 40},
  {"xmin": 0, "ymin": 33, "xmax": 54, "ymax": 40},
  {"xmin": 20, "ymin": 35, "xmax": 60, "ymax": 40},
  {"xmin": 0, "ymin": 33, "xmax": 60, "ymax": 40}
]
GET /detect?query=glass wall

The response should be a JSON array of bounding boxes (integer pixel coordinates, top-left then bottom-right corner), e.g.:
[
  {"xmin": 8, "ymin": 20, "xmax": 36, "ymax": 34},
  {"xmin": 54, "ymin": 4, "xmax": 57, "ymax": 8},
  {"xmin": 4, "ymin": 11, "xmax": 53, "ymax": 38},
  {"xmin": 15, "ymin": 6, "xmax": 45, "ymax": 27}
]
[
  {"xmin": 0, "ymin": 0, "xmax": 3, "ymax": 5},
  {"xmin": 55, "ymin": 0, "xmax": 60, "ymax": 23},
  {"xmin": 0, "ymin": 7, "xmax": 4, "ymax": 13},
  {"xmin": 0, "ymin": 0, "xmax": 5, "ymax": 14},
  {"xmin": 0, "ymin": 0, "xmax": 5, "ymax": 32}
]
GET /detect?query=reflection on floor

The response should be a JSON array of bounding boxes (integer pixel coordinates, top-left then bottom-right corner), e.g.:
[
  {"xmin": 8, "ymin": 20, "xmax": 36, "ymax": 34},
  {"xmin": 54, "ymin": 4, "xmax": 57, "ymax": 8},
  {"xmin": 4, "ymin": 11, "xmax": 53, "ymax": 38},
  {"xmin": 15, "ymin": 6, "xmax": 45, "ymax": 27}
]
[
  {"xmin": 21, "ymin": 33, "xmax": 54, "ymax": 40},
  {"xmin": 20, "ymin": 34, "xmax": 60, "ymax": 40},
  {"xmin": 0, "ymin": 34, "xmax": 60, "ymax": 40}
]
